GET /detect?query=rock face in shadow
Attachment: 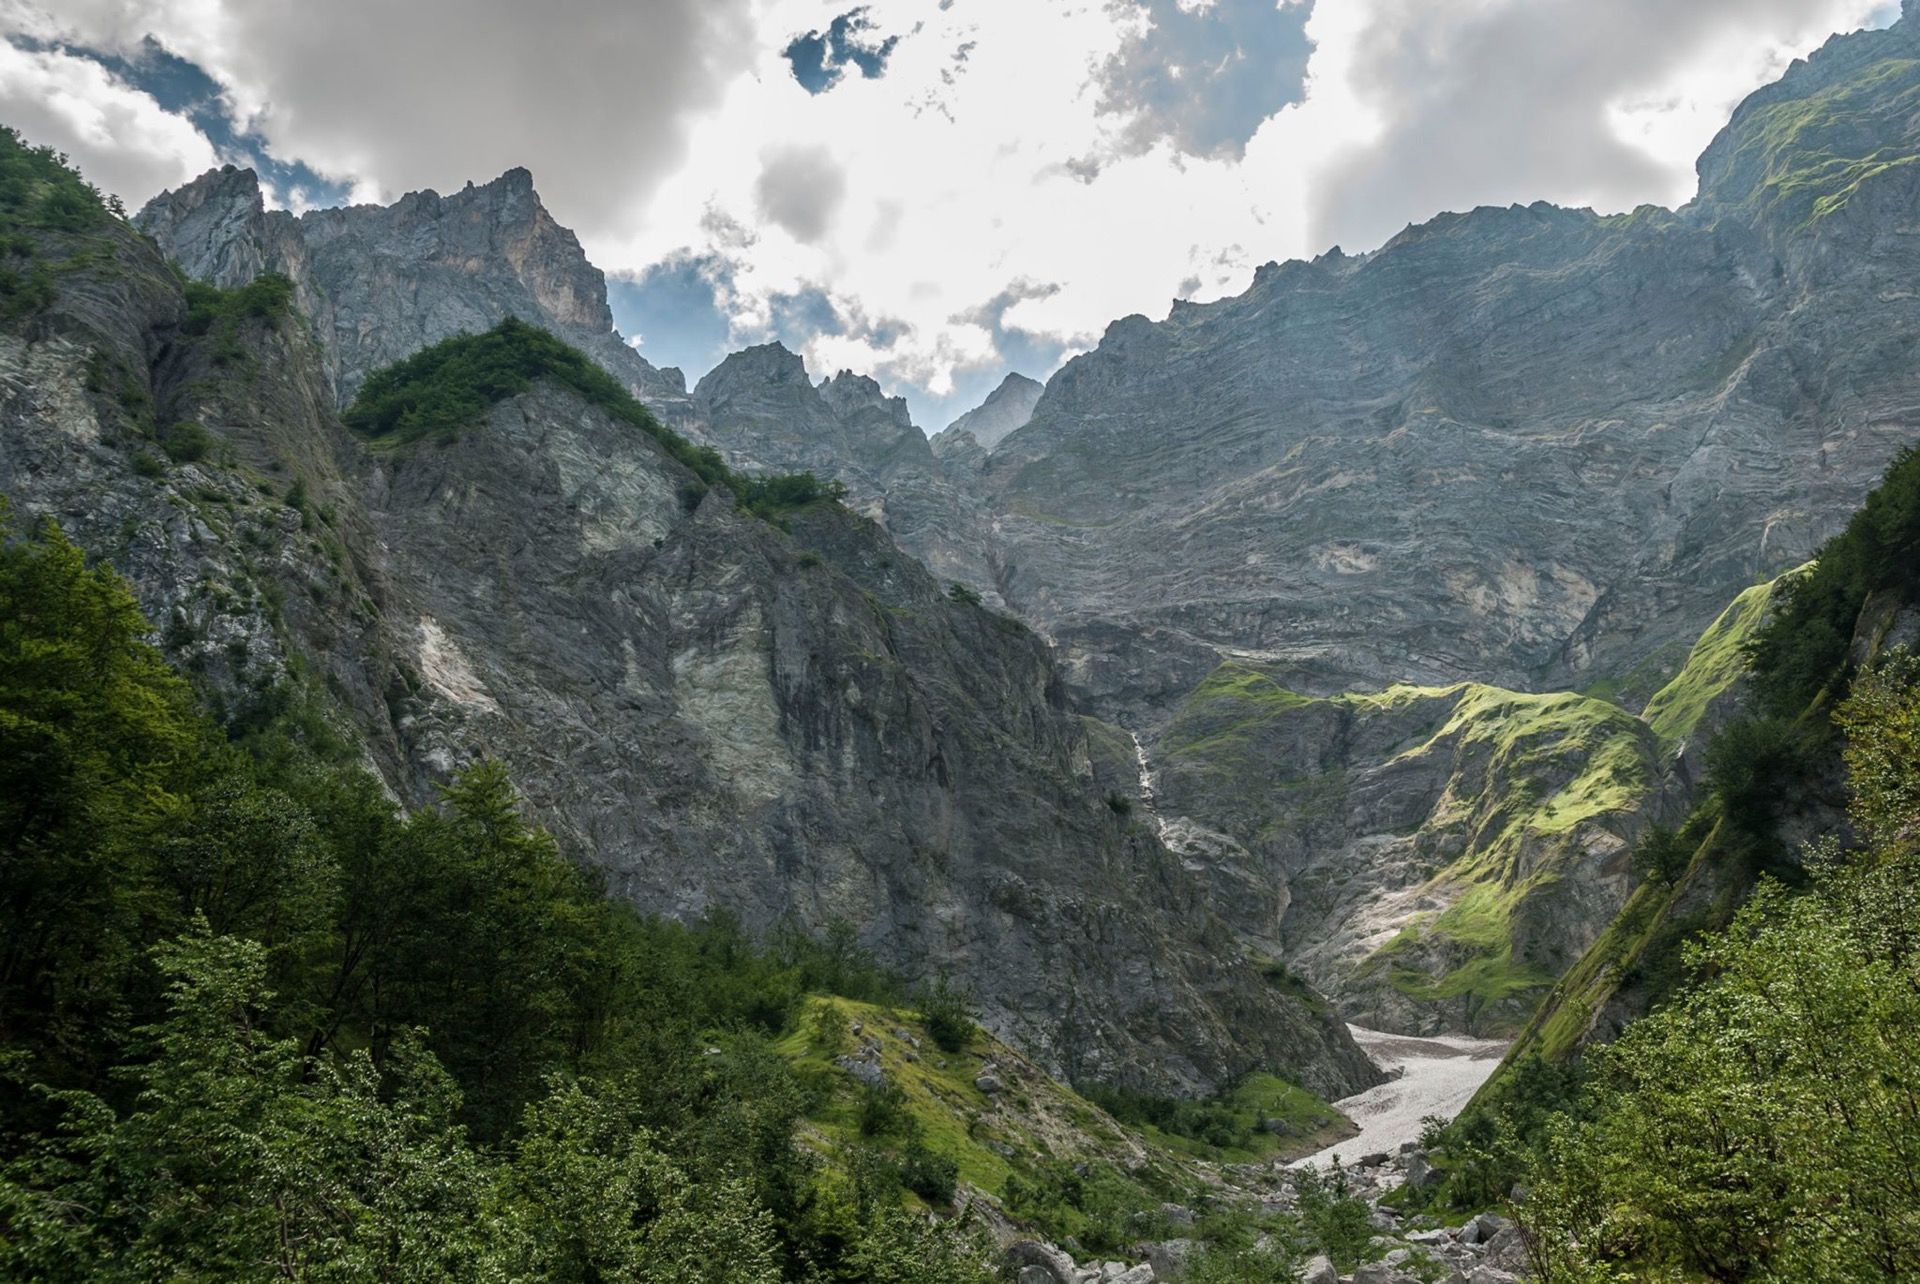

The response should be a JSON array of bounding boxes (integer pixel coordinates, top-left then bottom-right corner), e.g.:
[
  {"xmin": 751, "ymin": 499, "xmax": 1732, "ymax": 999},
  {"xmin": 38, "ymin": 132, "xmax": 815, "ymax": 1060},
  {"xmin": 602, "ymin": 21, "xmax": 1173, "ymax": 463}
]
[{"xmin": 0, "ymin": 210, "xmax": 1378, "ymax": 1099}]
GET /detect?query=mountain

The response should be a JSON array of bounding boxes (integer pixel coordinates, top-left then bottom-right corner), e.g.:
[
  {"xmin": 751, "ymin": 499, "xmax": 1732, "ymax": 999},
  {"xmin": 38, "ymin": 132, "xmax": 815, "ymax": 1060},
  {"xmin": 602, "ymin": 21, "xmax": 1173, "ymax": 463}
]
[
  {"xmin": 9, "ymin": 168, "xmax": 1379, "ymax": 1100},
  {"xmin": 120, "ymin": 5, "xmax": 1920, "ymax": 1068},
  {"xmin": 933, "ymin": 372, "xmax": 1044, "ymax": 455},
  {"xmin": 135, "ymin": 164, "xmax": 696, "ymax": 421}
]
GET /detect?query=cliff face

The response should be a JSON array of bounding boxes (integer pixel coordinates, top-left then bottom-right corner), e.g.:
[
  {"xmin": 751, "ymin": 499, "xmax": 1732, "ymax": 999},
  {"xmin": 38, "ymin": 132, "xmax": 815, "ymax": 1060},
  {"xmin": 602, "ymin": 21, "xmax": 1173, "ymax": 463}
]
[
  {"xmin": 0, "ymin": 208, "xmax": 1376, "ymax": 1098},
  {"xmin": 977, "ymin": 1, "xmax": 1920, "ymax": 707},
  {"xmin": 121, "ymin": 7, "xmax": 1920, "ymax": 1050}
]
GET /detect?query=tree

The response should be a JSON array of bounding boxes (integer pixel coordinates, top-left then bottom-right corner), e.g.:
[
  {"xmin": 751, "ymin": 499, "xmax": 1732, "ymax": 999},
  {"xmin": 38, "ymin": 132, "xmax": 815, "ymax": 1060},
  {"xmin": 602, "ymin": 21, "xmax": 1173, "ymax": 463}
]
[{"xmin": 1629, "ymin": 822, "xmax": 1691, "ymax": 888}]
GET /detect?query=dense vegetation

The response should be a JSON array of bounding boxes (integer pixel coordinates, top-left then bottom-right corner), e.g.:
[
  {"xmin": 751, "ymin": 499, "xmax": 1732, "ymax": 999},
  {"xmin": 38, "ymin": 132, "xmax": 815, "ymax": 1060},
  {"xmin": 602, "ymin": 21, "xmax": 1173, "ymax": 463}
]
[
  {"xmin": 342, "ymin": 318, "xmax": 844, "ymax": 523},
  {"xmin": 1519, "ymin": 656, "xmax": 1920, "ymax": 1281},
  {"xmin": 1409, "ymin": 444, "xmax": 1920, "ymax": 1280},
  {"xmin": 0, "ymin": 509, "xmax": 991, "ymax": 1280},
  {"xmin": 0, "ymin": 126, "xmax": 119, "ymax": 325},
  {"xmin": 1745, "ymin": 442, "xmax": 1920, "ymax": 717}
]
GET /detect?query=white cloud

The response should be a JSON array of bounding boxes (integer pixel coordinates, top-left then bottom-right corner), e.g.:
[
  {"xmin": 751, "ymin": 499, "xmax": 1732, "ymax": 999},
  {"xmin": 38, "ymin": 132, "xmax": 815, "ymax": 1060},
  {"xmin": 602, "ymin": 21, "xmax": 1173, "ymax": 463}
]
[{"xmin": 0, "ymin": 35, "xmax": 217, "ymax": 206}]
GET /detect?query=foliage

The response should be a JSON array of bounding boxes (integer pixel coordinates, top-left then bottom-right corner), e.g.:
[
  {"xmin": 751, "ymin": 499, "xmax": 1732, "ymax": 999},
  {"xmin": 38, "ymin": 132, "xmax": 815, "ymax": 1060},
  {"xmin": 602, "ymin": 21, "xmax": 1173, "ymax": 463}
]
[
  {"xmin": 1745, "ymin": 443, "xmax": 1920, "ymax": 717},
  {"xmin": 946, "ymin": 580, "xmax": 982, "ymax": 606},
  {"xmin": 0, "ymin": 512, "xmax": 997, "ymax": 1279},
  {"xmin": 160, "ymin": 420, "xmax": 213, "ymax": 464},
  {"xmin": 1628, "ymin": 822, "xmax": 1691, "ymax": 888},
  {"xmin": 180, "ymin": 274, "xmax": 296, "ymax": 366},
  {"xmin": 1510, "ymin": 653, "xmax": 1920, "ymax": 1281},
  {"xmin": 1703, "ymin": 714, "xmax": 1808, "ymax": 850},
  {"xmin": 1292, "ymin": 1163, "xmax": 1382, "ymax": 1272},
  {"xmin": 0, "ymin": 126, "xmax": 116, "ymax": 326},
  {"xmin": 896, "ymin": 1137, "xmax": 959, "ymax": 1206},
  {"xmin": 915, "ymin": 976, "xmax": 975, "ymax": 1054},
  {"xmin": 1835, "ymin": 649, "xmax": 1920, "ymax": 844},
  {"xmin": 0, "ymin": 125, "xmax": 113, "ymax": 239}
]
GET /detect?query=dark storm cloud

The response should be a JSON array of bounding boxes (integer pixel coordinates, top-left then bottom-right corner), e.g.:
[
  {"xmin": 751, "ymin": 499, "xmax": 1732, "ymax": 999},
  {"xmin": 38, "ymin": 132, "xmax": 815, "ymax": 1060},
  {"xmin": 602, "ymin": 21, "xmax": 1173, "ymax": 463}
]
[
  {"xmin": 1313, "ymin": 0, "xmax": 1889, "ymax": 252},
  {"xmin": 783, "ymin": 8, "xmax": 902, "ymax": 95},
  {"xmin": 1096, "ymin": 0, "xmax": 1316, "ymax": 158},
  {"xmin": 754, "ymin": 145, "xmax": 847, "ymax": 244}
]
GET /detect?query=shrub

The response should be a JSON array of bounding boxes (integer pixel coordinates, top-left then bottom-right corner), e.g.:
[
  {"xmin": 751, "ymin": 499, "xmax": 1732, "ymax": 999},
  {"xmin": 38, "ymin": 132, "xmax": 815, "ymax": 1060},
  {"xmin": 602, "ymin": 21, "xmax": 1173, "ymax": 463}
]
[
  {"xmin": 1629, "ymin": 822, "xmax": 1691, "ymax": 888},
  {"xmin": 897, "ymin": 1138, "xmax": 959, "ymax": 1205},
  {"xmin": 857, "ymin": 1079, "xmax": 910, "ymax": 1138},
  {"xmin": 917, "ymin": 976, "xmax": 975, "ymax": 1053},
  {"xmin": 161, "ymin": 421, "xmax": 213, "ymax": 464},
  {"xmin": 946, "ymin": 581, "xmax": 982, "ymax": 606},
  {"xmin": 130, "ymin": 451, "xmax": 165, "ymax": 478}
]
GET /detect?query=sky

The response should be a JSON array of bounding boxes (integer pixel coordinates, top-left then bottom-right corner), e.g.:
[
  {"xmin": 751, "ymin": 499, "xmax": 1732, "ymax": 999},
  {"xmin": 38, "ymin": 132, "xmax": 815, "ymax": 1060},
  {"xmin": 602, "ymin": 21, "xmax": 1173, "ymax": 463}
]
[{"xmin": 1, "ymin": 0, "xmax": 1902, "ymax": 429}]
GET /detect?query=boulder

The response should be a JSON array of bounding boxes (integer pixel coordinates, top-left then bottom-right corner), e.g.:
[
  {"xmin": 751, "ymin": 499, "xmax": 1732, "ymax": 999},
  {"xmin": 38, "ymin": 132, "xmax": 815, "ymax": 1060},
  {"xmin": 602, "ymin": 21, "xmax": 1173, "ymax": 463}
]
[
  {"xmin": 1144, "ymin": 1239, "xmax": 1193, "ymax": 1279},
  {"xmin": 1004, "ymin": 1240, "xmax": 1079, "ymax": 1284},
  {"xmin": 1299, "ymin": 1255, "xmax": 1338, "ymax": 1284},
  {"xmin": 1479, "ymin": 1226, "xmax": 1531, "ymax": 1274},
  {"xmin": 1463, "ymin": 1212, "xmax": 1511, "ymax": 1246},
  {"xmin": 1353, "ymin": 1264, "xmax": 1419, "ymax": 1284}
]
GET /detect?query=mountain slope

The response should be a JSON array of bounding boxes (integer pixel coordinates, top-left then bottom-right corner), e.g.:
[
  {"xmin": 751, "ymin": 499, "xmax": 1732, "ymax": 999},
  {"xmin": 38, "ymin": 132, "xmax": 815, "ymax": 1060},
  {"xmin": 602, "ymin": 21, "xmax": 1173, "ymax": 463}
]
[{"xmin": 3, "ymin": 169, "xmax": 1376, "ymax": 1098}]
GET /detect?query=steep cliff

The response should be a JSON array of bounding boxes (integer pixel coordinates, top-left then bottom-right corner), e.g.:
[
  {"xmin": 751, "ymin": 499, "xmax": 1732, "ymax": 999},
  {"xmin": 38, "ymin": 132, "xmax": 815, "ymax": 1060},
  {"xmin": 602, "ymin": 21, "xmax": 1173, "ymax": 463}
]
[{"xmin": 1, "ymin": 193, "xmax": 1376, "ymax": 1098}]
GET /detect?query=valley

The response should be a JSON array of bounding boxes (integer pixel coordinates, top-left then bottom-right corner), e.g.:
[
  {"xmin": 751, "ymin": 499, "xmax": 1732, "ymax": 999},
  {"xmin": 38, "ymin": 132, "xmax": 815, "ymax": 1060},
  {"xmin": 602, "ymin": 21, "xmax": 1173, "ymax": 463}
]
[{"xmin": 4, "ymin": 4, "xmax": 1920, "ymax": 1280}]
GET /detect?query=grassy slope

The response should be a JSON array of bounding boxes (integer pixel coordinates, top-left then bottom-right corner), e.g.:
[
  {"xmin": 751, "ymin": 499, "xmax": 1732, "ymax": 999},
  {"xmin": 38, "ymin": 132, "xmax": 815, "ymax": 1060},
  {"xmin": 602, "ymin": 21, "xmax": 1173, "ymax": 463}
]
[
  {"xmin": 1641, "ymin": 575, "xmax": 1787, "ymax": 748},
  {"xmin": 1160, "ymin": 666, "xmax": 1659, "ymax": 1028},
  {"xmin": 773, "ymin": 997, "xmax": 1351, "ymax": 1228},
  {"xmin": 1710, "ymin": 54, "xmax": 1920, "ymax": 226}
]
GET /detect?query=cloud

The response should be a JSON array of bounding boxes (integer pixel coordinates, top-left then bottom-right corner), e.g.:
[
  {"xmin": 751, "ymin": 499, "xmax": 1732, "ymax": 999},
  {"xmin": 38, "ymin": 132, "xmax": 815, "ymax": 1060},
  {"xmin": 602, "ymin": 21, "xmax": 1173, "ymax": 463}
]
[
  {"xmin": 0, "ymin": 35, "xmax": 217, "ymax": 205},
  {"xmin": 754, "ymin": 144, "xmax": 848, "ymax": 243},
  {"xmin": 784, "ymin": 7, "xmax": 902, "ymax": 94},
  {"xmin": 1095, "ymin": 0, "xmax": 1316, "ymax": 159},
  {"xmin": 1309, "ymin": 0, "xmax": 1891, "ymax": 251},
  {"xmin": 4, "ymin": 0, "xmax": 754, "ymax": 241}
]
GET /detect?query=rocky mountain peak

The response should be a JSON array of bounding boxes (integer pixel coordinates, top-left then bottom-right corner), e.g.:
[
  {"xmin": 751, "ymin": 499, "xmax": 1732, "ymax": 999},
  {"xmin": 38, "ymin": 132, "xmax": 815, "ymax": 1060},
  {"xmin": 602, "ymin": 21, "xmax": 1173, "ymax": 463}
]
[
  {"xmin": 932, "ymin": 371, "xmax": 1044, "ymax": 455},
  {"xmin": 694, "ymin": 342, "xmax": 813, "ymax": 403},
  {"xmin": 819, "ymin": 369, "xmax": 914, "ymax": 430},
  {"xmin": 138, "ymin": 164, "xmax": 691, "ymax": 416},
  {"xmin": 134, "ymin": 164, "xmax": 284, "ymax": 290}
]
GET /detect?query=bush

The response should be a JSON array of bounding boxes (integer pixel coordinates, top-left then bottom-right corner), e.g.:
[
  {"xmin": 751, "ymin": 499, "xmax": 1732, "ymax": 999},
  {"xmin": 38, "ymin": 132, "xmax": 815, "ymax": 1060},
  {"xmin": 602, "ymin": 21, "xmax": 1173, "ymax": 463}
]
[
  {"xmin": 917, "ymin": 976, "xmax": 975, "ymax": 1053},
  {"xmin": 946, "ymin": 581, "xmax": 982, "ymax": 606},
  {"xmin": 1704, "ymin": 716, "xmax": 1806, "ymax": 843},
  {"xmin": 1293, "ymin": 1164, "xmax": 1379, "ymax": 1272},
  {"xmin": 131, "ymin": 451, "xmax": 165, "ymax": 478},
  {"xmin": 897, "ymin": 1138, "xmax": 959, "ymax": 1205},
  {"xmin": 1629, "ymin": 822, "xmax": 1691, "ymax": 888},
  {"xmin": 857, "ymin": 1079, "xmax": 910, "ymax": 1138},
  {"xmin": 161, "ymin": 420, "xmax": 213, "ymax": 464}
]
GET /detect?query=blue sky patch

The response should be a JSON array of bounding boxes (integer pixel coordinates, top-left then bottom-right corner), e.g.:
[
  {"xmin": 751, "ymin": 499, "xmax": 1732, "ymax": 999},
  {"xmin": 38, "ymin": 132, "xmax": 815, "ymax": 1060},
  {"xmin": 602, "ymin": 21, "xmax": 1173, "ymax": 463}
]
[{"xmin": 783, "ymin": 8, "xmax": 901, "ymax": 95}]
